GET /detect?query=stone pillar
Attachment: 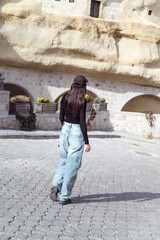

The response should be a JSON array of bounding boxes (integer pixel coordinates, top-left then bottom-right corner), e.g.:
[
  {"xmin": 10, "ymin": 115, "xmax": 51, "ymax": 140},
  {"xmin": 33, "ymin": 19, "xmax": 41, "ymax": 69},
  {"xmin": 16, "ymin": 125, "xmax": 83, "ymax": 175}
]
[
  {"xmin": 0, "ymin": 75, "xmax": 10, "ymax": 127},
  {"xmin": 0, "ymin": 74, "xmax": 20, "ymax": 129},
  {"xmin": 0, "ymin": 91, "xmax": 10, "ymax": 118},
  {"xmin": 0, "ymin": 74, "xmax": 4, "ymax": 90}
]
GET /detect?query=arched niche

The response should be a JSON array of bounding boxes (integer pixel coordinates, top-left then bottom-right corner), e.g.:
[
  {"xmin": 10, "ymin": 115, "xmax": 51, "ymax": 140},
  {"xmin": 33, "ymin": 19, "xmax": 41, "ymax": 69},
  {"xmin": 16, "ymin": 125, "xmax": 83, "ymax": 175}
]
[
  {"xmin": 4, "ymin": 83, "xmax": 34, "ymax": 111},
  {"xmin": 121, "ymin": 94, "xmax": 160, "ymax": 114}
]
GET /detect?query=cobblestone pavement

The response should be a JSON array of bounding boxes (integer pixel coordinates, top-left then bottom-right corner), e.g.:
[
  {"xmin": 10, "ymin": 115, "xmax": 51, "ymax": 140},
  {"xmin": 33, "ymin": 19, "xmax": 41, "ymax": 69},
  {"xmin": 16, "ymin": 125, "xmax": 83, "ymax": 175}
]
[{"xmin": 0, "ymin": 137, "xmax": 160, "ymax": 240}]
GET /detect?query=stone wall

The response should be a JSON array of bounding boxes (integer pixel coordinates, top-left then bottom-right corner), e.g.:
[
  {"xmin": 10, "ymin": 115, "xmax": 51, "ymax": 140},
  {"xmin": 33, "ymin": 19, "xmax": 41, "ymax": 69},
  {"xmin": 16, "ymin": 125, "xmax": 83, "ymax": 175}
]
[
  {"xmin": 41, "ymin": 0, "xmax": 122, "ymax": 21},
  {"xmin": 1, "ymin": 66, "xmax": 160, "ymax": 114},
  {"xmin": 35, "ymin": 111, "xmax": 109, "ymax": 131},
  {"xmin": 0, "ymin": 111, "xmax": 109, "ymax": 131},
  {"xmin": 0, "ymin": 91, "xmax": 10, "ymax": 118},
  {"xmin": 121, "ymin": 0, "xmax": 160, "ymax": 27},
  {"xmin": 106, "ymin": 0, "xmax": 121, "ymax": 21},
  {"xmin": 1, "ymin": 110, "xmax": 160, "ymax": 140},
  {"xmin": 40, "ymin": 0, "xmax": 86, "ymax": 16},
  {"xmin": 122, "ymin": 95, "xmax": 160, "ymax": 114},
  {"xmin": 36, "ymin": 113, "xmax": 61, "ymax": 130},
  {"xmin": 0, "ymin": 115, "xmax": 19, "ymax": 130},
  {"xmin": 0, "ymin": 76, "xmax": 19, "ymax": 129},
  {"xmin": 1, "ymin": 1, "xmax": 160, "ymax": 88},
  {"xmin": 0, "ymin": 66, "xmax": 160, "ymax": 139},
  {"xmin": 109, "ymin": 111, "xmax": 160, "ymax": 139}
]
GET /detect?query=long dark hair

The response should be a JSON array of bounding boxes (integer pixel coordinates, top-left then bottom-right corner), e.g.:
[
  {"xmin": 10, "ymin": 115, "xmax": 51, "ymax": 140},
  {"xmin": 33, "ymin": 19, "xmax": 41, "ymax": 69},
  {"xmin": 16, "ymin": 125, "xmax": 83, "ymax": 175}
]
[{"xmin": 65, "ymin": 83, "xmax": 86, "ymax": 117}]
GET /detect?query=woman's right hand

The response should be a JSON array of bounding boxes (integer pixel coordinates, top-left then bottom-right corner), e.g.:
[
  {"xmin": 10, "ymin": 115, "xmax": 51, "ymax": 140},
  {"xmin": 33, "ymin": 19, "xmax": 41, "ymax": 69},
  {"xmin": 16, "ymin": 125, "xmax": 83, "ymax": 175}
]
[{"xmin": 85, "ymin": 144, "xmax": 91, "ymax": 152}]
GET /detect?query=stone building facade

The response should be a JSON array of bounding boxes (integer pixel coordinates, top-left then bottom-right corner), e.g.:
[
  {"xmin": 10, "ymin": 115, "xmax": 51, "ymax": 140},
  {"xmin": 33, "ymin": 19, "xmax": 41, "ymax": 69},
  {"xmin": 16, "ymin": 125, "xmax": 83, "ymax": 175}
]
[
  {"xmin": 40, "ymin": 0, "xmax": 160, "ymax": 24},
  {"xmin": 1, "ymin": 66, "xmax": 160, "ymax": 113},
  {"xmin": 0, "ymin": 66, "xmax": 160, "ymax": 139},
  {"xmin": 1, "ymin": 0, "xmax": 158, "ymax": 26},
  {"xmin": 40, "ymin": 0, "xmax": 122, "ymax": 21}
]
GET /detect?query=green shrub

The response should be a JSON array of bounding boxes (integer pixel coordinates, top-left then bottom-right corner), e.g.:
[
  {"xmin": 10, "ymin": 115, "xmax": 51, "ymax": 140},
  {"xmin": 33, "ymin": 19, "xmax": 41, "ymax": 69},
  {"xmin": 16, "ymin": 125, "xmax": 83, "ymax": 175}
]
[{"xmin": 16, "ymin": 112, "xmax": 36, "ymax": 131}]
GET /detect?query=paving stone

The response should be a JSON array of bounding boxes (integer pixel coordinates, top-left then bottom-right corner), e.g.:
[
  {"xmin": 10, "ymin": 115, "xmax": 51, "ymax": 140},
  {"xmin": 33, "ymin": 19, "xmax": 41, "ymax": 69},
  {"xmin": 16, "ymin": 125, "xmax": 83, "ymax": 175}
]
[
  {"xmin": 11, "ymin": 232, "xmax": 31, "ymax": 240},
  {"xmin": 0, "ymin": 233, "xmax": 13, "ymax": 240},
  {"xmin": 0, "ymin": 138, "xmax": 160, "ymax": 240}
]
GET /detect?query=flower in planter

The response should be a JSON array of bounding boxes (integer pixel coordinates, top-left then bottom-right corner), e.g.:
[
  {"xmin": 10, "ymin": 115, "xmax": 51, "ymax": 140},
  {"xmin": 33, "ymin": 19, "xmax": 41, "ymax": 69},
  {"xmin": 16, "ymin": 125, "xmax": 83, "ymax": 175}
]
[
  {"xmin": 35, "ymin": 98, "xmax": 56, "ymax": 113},
  {"xmin": 9, "ymin": 95, "xmax": 31, "ymax": 115},
  {"xmin": 38, "ymin": 97, "xmax": 53, "ymax": 103},
  {"xmin": 10, "ymin": 95, "xmax": 30, "ymax": 103},
  {"xmin": 84, "ymin": 94, "xmax": 92, "ymax": 103}
]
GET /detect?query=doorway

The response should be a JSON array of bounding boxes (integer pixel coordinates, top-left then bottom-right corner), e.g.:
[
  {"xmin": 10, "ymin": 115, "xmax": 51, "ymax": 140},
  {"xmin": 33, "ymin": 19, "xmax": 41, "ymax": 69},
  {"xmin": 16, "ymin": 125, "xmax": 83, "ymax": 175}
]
[{"xmin": 90, "ymin": 0, "xmax": 100, "ymax": 18}]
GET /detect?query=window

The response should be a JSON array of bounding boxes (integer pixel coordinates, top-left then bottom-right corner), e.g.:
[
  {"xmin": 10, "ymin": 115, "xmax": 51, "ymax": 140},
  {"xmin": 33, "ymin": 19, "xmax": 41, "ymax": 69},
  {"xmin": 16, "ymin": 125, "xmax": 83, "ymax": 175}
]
[
  {"xmin": 90, "ymin": 0, "xmax": 100, "ymax": 18},
  {"xmin": 69, "ymin": 0, "xmax": 74, "ymax": 2},
  {"xmin": 55, "ymin": 0, "xmax": 60, "ymax": 1},
  {"xmin": 148, "ymin": 10, "xmax": 152, "ymax": 16}
]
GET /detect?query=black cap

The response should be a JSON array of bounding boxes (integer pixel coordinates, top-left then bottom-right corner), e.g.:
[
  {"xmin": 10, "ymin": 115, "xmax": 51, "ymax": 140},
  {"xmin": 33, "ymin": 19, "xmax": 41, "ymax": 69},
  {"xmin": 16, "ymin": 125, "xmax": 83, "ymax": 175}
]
[{"xmin": 73, "ymin": 75, "xmax": 88, "ymax": 88}]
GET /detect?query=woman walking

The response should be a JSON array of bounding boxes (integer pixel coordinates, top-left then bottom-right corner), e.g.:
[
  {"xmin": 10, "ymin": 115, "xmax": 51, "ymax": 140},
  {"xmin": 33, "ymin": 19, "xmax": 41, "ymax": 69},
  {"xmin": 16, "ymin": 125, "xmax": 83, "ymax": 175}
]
[{"xmin": 50, "ymin": 75, "xmax": 91, "ymax": 205}]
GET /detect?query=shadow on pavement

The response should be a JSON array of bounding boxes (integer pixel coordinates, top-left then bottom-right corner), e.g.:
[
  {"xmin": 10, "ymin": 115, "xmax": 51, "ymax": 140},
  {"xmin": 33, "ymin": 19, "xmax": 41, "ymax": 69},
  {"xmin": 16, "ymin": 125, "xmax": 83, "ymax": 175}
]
[{"xmin": 72, "ymin": 192, "xmax": 160, "ymax": 204}]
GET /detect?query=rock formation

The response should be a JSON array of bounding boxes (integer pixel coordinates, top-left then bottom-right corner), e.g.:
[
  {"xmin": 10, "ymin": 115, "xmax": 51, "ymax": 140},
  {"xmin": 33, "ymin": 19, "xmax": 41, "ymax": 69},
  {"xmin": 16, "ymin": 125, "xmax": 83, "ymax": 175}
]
[{"xmin": 0, "ymin": 0, "xmax": 160, "ymax": 87}]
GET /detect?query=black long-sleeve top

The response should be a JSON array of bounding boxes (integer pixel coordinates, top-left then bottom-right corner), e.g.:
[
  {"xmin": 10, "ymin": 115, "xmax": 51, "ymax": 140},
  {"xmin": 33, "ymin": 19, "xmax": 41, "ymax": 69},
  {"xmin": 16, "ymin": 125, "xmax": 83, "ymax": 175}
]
[{"xmin": 59, "ymin": 94, "xmax": 89, "ymax": 144}]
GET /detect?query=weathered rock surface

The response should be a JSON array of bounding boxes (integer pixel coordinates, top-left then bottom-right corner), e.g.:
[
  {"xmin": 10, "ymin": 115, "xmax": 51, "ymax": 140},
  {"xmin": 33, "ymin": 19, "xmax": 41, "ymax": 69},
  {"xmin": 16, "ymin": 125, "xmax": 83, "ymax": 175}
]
[{"xmin": 0, "ymin": 0, "xmax": 160, "ymax": 87}]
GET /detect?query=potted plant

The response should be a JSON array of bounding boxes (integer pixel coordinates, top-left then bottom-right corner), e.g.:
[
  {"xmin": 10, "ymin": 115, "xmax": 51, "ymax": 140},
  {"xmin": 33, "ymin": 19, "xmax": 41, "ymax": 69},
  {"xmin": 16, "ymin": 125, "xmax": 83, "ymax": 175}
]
[
  {"xmin": 85, "ymin": 94, "xmax": 93, "ymax": 111},
  {"xmin": 34, "ymin": 97, "xmax": 57, "ymax": 113},
  {"xmin": 93, "ymin": 97, "xmax": 107, "ymax": 111},
  {"xmin": 10, "ymin": 95, "xmax": 31, "ymax": 114},
  {"xmin": 0, "ymin": 72, "xmax": 4, "ymax": 90}
]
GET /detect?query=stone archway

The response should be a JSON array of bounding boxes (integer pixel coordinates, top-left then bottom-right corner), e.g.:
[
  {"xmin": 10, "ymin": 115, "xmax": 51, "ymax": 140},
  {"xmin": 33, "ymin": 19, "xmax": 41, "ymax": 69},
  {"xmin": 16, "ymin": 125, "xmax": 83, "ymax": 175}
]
[
  {"xmin": 121, "ymin": 94, "xmax": 160, "ymax": 114},
  {"xmin": 55, "ymin": 89, "xmax": 97, "ymax": 103},
  {"xmin": 55, "ymin": 89, "xmax": 97, "ymax": 111},
  {"xmin": 4, "ymin": 83, "xmax": 34, "ymax": 102},
  {"xmin": 4, "ymin": 83, "xmax": 35, "ymax": 112}
]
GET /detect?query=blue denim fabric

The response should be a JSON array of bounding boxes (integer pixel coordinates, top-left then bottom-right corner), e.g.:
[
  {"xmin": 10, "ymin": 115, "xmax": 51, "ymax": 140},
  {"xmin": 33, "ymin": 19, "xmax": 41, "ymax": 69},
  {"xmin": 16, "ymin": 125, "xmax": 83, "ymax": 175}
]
[{"xmin": 52, "ymin": 122, "xmax": 84, "ymax": 201}]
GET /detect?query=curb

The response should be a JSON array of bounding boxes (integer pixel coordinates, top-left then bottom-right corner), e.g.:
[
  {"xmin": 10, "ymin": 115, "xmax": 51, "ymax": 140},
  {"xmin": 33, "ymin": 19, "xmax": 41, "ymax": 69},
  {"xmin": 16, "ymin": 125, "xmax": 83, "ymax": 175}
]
[
  {"xmin": 0, "ymin": 135, "xmax": 59, "ymax": 139},
  {"xmin": 0, "ymin": 134, "xmax": 121, "ymax": 140},
  {"xmin": 0, "ymin": 132, "xmax": 159, "ymax": 145}
]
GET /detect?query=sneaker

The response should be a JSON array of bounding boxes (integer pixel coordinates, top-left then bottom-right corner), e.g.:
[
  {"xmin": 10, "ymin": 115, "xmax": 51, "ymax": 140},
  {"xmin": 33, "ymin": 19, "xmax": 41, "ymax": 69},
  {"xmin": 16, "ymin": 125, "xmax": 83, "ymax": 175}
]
[
  {"xmin": 59, "ymin": 198, "xmax": 72, "ymax": 205},
  {"xmin": 50, "ymin": 186, "xmax": 59, "ymax": 202}
]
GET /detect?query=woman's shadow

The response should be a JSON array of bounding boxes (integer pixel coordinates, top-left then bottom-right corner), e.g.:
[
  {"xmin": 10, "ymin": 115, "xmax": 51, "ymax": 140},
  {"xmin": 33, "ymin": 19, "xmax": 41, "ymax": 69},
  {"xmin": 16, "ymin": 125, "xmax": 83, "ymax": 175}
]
[{"xmin": 72, "ymin": 192, "xmax": 160, "ymax": 204}]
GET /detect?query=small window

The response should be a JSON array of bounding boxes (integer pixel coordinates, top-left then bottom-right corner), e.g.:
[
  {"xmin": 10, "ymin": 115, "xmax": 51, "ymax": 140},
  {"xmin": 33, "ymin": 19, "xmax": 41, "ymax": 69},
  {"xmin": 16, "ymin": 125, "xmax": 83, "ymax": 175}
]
[
  {"xmin": 90, "ymin": 0, "xmax": 100, "ymax": 18},
  {"xmin": 148, "ymin": 10, "xmax": 152, "ymax": 16},
  {"xmin": 69, "ymin": 0, "xmax": 74, "ymax": 2},
  {"xmin": 55, "ymin": 0, "xmax": 60, "ymax": 1}
]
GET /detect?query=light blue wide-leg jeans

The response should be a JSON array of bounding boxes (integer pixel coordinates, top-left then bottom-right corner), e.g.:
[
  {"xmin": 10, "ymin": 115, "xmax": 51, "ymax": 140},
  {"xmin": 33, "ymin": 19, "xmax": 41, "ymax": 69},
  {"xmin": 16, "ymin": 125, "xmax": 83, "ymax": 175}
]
[{"xmin": 52, "ymin": 122, "xmax": 84, "ymax": 201}]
